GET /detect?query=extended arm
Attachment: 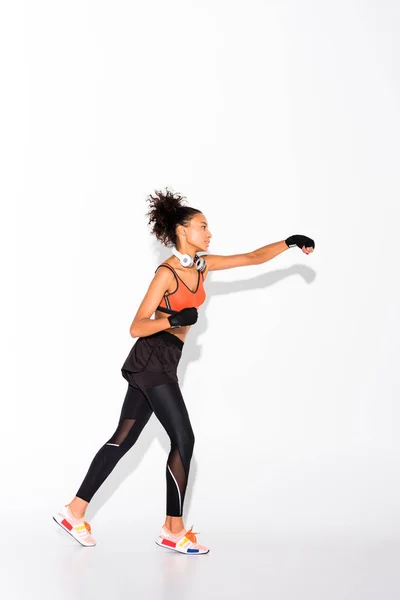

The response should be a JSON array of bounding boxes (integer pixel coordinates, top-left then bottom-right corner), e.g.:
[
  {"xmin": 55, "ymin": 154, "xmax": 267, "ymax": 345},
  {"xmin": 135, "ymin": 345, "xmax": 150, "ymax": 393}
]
[
  {"xmin": 204, "ymin": 235, "xmax": 314, "ymax": 272},
  {"xmin": 251, "ymin": 240, "xmax": 288, "ymax": 265}
]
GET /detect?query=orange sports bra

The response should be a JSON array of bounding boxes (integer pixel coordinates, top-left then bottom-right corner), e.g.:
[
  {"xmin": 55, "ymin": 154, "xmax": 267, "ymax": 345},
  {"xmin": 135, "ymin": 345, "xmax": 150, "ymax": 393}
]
[{"xmin": 155, "ymin": 263, "xmax": 206, "ymax": 315}]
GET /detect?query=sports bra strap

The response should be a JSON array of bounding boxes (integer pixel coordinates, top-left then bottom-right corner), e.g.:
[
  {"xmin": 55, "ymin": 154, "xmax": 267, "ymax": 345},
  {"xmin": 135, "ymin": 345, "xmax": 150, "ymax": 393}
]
[
  {"xmin": 156, "ymin": 263, "xmax": 204, "ymax": 277},
  {"xmin": 155, "ymin": 265, "xmax": 178, "ymax": 315},
  {"xmin": 155, "ymin": 263, "xmax": 177, "ymax": 275},
  {"xmin": 155, "ymin": 263, "xmax": 179, "ymax": 281}
]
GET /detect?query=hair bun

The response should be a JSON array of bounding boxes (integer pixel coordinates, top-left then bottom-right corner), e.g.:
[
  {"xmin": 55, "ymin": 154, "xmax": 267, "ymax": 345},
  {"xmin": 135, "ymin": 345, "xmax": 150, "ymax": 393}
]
[{"xmin": 145, "ymin": 187, "xmax": 200, "ymax": 248}]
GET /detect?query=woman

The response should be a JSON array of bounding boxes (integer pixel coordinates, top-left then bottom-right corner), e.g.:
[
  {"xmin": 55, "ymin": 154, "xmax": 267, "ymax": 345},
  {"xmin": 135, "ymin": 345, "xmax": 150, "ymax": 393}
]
[{"xmin": 53, "ymin": 189, "xmax": 315, "ymax": 554}]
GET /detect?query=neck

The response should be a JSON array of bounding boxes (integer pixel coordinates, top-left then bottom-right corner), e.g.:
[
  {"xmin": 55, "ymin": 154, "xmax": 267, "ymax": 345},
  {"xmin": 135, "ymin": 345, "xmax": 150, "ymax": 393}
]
[{"xmin": 176, "ymin": 245, "xmax": 197, "ymax": 258}]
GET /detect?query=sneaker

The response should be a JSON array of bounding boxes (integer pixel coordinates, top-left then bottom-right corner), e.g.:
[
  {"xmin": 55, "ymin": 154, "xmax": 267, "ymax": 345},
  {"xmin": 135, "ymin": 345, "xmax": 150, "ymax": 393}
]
[
  {"xmin": 155, "ymin": 525, "xmax": 209, "ymax": 554},
  {"xmin": 53, "ymin": 504, "xmax": 96, "ymax": 547}
]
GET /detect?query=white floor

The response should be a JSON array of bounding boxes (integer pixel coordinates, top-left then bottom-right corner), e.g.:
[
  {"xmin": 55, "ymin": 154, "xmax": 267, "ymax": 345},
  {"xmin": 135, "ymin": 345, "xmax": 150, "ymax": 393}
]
[{"xmin": 3, "ymin": 519, "xmax": 400, "ymax": 600}]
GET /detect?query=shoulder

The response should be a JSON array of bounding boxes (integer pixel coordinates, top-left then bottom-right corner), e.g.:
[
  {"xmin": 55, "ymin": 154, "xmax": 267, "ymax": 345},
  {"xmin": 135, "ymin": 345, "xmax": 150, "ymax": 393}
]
[
  {"xmin": 154, "ymin": 261, "xmax": 179, "ymax": 283},
  {"xmin": 201, "ymin": 255, "xmax": 211, "ymax": 280},
  {"xmin": 201, "ymin": 264, "xmax": 209, "ymax": 281},
  {"xmin": 154, "ymin": 263, "xmax": 174, "ymax": 280},
  {"xmin": 155, "ymin": 259, "xmax": 176, "ymax": 273}
]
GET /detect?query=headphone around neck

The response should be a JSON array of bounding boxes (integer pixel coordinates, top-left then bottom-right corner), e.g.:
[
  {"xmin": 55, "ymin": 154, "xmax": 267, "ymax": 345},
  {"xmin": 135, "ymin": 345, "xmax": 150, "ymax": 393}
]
[{"xmin": 172, "ymin": 247, "xmax": 206, "ymax": 272}]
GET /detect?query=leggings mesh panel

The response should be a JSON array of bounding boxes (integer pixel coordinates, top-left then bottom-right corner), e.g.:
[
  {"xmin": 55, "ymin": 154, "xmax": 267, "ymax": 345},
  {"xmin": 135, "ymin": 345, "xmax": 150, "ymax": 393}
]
[{"xmin": 108, "ymin": 418, "xmax": 136, "ymax": 446}]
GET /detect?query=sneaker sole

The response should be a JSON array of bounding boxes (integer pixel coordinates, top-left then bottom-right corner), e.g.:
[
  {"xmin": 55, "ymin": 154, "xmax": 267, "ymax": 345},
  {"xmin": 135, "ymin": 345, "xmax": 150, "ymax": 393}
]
[
  {"xmin": 155, "ymin": 539, "xmax": 209, "ymax": 554},
  {"xmin": 53, "ymin": 515, "xmax": 96, "ymax": 547}
]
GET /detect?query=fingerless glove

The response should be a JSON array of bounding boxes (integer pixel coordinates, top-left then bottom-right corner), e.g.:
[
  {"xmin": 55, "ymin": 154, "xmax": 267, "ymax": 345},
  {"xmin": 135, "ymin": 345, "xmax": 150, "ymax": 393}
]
[
  {"xmin": 168, "ymin": 307, "xmax": 198, "ymax": 328},
  {"xmin": 285, "ymin": 234, "xmax": 315, "ymax": 249}
]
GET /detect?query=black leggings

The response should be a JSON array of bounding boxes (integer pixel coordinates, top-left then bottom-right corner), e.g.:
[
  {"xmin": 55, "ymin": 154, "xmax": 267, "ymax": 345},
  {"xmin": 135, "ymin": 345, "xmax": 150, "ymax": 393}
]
[{"xmin": 76, "ymin": 331, "xmax": 194, "ymax": 517}]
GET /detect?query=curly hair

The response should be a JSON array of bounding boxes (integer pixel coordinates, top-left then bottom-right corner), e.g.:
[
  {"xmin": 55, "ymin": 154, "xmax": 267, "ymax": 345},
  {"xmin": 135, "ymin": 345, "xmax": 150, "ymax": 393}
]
[{"xmin": 145, "ymin": 188, "xmax": 202, "ymax": 248}]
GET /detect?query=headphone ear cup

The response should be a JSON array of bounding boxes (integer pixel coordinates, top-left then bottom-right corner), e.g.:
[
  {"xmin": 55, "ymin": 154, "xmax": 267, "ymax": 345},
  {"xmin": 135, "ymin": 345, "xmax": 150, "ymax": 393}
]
[
  {"xmin": 195, "ymin": 255, "xmax": 206, "ymax": 271},
  {"xmin": 181, "ymin": 254, "xmax": 193, "ymax": 267},
  {"xmin": 172, "ymin": 247, "xmax": 193, "ymax": 267}
]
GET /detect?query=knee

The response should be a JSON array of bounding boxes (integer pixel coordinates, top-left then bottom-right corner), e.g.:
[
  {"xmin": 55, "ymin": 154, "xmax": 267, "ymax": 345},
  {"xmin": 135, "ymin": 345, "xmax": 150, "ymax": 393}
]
[
  {"xmin": 184, "ymin": 426, "xmax": 195, "ymax": 448},
  {"xmin": 176, "ymin": 428, "xmax": 195, "ymax": 457},
  {"xmin": 107, "ymin": 417, "xmax": 138, "ymax": 450},
  {"xmin": 187, "ymin": 430, "xmax": 195, "ymax": 452}
]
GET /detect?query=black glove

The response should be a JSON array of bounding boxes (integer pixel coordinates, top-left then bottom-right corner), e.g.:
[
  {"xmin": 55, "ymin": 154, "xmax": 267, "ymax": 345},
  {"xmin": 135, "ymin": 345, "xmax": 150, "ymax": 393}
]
[
  {"xmin": 168, "ymin": 307, "xmax": 198, "ymax": 328},
  {"xmin": 285, "ymin": 234, "xmax": 315, "ymax": 250}
]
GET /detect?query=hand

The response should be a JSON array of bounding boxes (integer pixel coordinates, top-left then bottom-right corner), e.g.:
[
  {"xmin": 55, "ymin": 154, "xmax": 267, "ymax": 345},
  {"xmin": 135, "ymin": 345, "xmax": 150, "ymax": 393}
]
[
  {"xmin": 168, "ymin": 307, "xmax": 198, "ymax": 328},
  {"xmin": 285, "ymin": 234, "xmax": 315, "ymax": 254}
]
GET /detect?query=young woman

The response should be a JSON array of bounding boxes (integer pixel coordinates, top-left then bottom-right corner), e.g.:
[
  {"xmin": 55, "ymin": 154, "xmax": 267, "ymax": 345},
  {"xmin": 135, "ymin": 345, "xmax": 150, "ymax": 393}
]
[{"xmin": 53, "ymin": 189, "xmax": 315, "ymax": 554}]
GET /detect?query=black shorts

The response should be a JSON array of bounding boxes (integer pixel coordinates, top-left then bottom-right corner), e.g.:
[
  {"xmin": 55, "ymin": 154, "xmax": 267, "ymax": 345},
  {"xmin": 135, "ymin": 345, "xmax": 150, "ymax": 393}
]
[{"xmin": 121, "ymin": 330, "xmax": 184, "ymax": 389}]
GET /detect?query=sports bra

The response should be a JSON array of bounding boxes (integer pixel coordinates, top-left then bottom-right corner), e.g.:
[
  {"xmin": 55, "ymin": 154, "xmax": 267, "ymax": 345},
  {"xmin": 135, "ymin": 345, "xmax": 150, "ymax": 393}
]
[{"xmin": 155, "ymin": 263, "xmax": 206, "ymax": 315}]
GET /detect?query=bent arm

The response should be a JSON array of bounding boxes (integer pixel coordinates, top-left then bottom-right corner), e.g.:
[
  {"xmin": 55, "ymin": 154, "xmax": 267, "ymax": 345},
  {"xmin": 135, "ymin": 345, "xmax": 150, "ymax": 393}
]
[
  {"xmin": 130, "ymin": 315, "xmax": 171, "ymax": 338},
  {"xmin": 129, "ymin": 268, "xmax": 174, "ymax": 338}
]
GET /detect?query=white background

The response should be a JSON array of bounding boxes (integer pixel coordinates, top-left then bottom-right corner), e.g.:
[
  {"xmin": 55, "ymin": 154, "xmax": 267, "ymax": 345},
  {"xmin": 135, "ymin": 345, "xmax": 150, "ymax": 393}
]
[{"xmin": 1, "ymin": 0, "xmax": 400, "ymax": 597}]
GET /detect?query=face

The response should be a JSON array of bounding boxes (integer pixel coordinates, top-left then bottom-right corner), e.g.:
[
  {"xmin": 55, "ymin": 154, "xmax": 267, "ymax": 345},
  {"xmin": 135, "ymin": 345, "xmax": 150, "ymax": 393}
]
[{"xmin": 180, "ymin": 213, "xmax": 212, "ymax": 253}]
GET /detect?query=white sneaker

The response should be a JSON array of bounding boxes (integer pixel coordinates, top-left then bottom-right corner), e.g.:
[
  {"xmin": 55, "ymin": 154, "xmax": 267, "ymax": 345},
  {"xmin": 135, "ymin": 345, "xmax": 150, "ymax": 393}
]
[
  {"xmin": 155, "ymin": 525, "xmax": 209, "ymax": 554},
  {"xmin": 53, "ymin": 504, "xmax": 96, "ymax": 547}
]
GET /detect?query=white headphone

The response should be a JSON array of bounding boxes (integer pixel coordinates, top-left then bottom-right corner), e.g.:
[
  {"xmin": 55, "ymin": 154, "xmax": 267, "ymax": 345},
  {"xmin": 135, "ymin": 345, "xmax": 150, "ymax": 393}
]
[{"xmin": 172, "ymin": 247, "xmax": 206, "ymax": 272}]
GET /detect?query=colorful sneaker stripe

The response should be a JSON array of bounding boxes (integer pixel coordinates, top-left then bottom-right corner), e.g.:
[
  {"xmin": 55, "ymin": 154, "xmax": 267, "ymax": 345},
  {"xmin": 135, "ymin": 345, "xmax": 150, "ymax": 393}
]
[
  {"xmin": 54, "ymin": 506, "xmax": 96, "ymax": 547},
  {"xmin": 61, "ymin": 519, "xmax": 73, "ymax": 531},
  {"xmin": 156, "ymin": 526, "xmax": 209, "ymax": 554},
  {"xmin": 179, "ymin": 537, "xmax": 191, "ymax": 548},
  {"xmin": 161, "ymin": 538, "xmax": 176, "ymax": 548}
]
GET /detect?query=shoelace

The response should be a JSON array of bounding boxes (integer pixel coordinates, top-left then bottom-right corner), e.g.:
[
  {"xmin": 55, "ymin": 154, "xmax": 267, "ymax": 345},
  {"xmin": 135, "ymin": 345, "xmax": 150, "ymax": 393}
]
[
  {"xmin": 184, "ymin": 525, "xmax": 199, "ymax": 544},
  {"xmin": 84, "ymin": 521, "xmax": 92, "ymax": 534}
]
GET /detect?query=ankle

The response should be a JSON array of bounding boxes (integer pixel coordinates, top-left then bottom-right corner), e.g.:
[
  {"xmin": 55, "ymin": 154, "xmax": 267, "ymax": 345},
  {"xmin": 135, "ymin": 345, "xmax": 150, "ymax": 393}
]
[
  {"xmin": 164, "ymin": 521, "xmax": 185, "ymax": 535},
  {"xmin": 68, "ymin": 505, "xmax": 85, "ymax": 519},
  {"xmin": 164, "ymin": 513, "xmax": 184, "ymax": 528},
  {"xmin": 67, "ymin": 499, "xmax": 87, "ymax": 520}
]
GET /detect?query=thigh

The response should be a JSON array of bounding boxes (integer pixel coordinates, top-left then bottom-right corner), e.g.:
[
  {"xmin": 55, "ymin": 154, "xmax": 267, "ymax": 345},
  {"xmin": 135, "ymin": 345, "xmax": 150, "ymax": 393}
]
[
  {"xmin": 118, "ymin": 382, "xmax": 153, "ymax": 424},
  {"xmin": 107, "ymin": 383, "xmax": 154, "ymax": 447},
  {"xmin": 144, "ymin": 382, "xmax": 194, "ymax": 444}
]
